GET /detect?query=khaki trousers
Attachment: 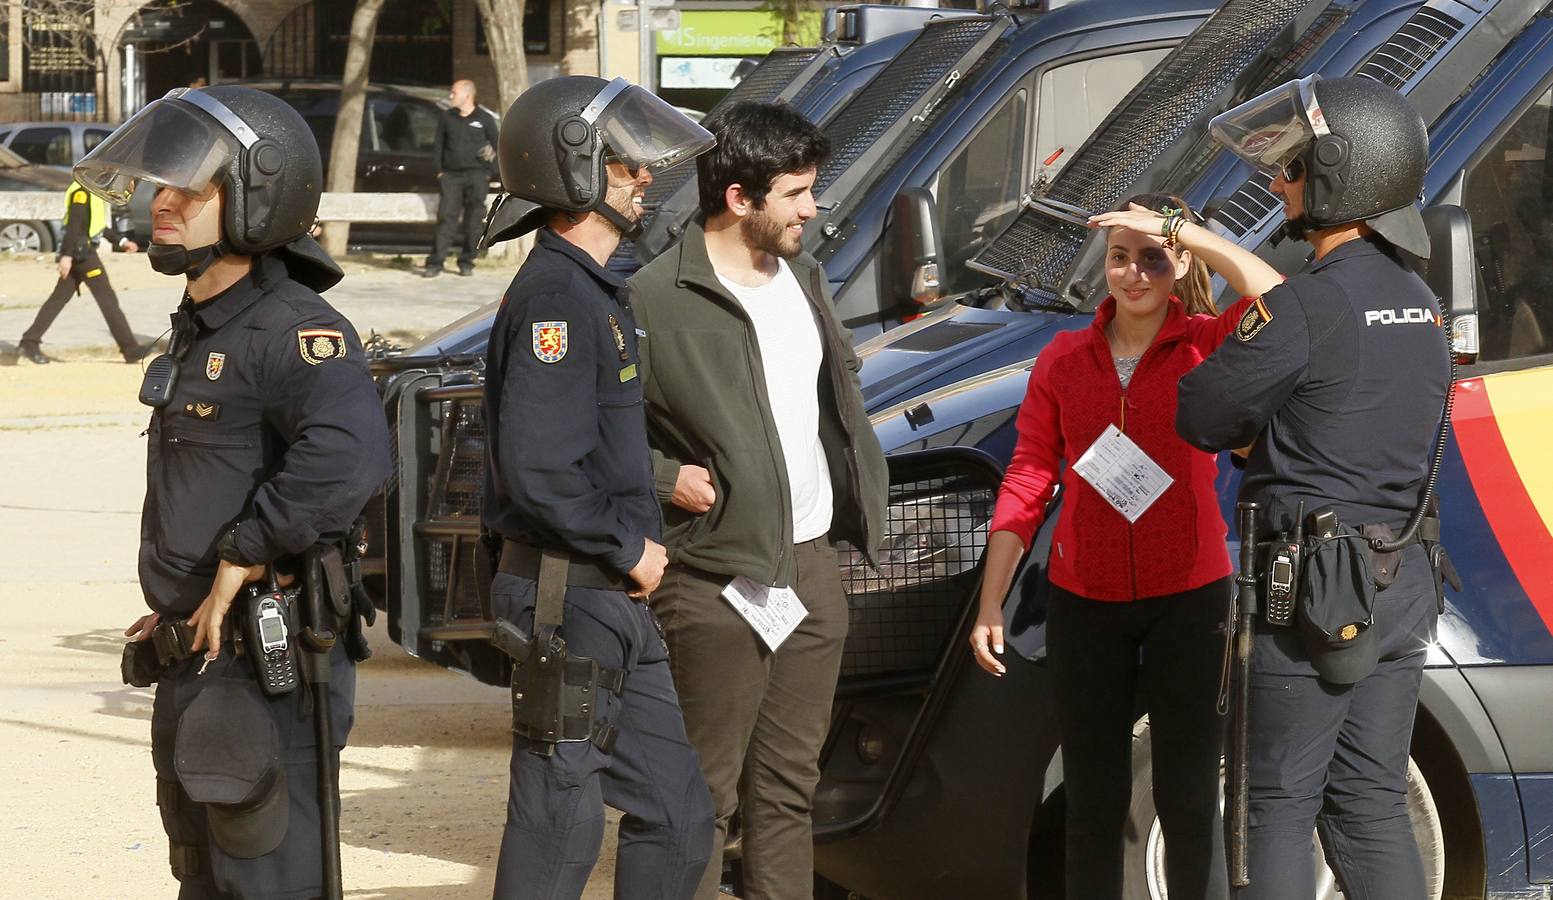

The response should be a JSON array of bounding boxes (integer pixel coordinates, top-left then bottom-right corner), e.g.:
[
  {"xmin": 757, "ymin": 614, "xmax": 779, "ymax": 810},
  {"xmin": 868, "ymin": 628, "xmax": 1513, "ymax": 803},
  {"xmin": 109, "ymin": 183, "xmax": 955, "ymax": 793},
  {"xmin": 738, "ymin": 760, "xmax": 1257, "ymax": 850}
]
[{"xmin": 649, "ymin": 537, "xmax": 849, "ymax": 900}]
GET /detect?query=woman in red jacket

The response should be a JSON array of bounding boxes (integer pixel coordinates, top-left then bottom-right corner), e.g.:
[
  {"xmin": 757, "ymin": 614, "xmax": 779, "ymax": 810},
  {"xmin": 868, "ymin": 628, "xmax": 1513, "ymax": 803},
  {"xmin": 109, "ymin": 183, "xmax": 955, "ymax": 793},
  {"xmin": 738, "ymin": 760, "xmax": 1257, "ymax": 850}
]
[{"xmin": 970, "ymin": 194, "xmax": 1282, "ymax": 899}]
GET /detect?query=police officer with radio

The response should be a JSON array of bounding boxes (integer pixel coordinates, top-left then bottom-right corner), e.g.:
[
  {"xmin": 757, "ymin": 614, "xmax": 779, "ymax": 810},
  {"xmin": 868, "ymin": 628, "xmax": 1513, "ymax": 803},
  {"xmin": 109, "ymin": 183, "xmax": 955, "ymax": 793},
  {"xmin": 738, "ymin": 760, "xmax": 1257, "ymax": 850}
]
[
  {"xmin": 78, "ymin": 85, "xmax": 390, "ymax": 899},
  {"xmin": 478, "ymin": 76, "xmax": 716, "ymax": 898},
  {"xmin": 1177, "ymin": 76, "xmax": 1452, "ymax": 899}
]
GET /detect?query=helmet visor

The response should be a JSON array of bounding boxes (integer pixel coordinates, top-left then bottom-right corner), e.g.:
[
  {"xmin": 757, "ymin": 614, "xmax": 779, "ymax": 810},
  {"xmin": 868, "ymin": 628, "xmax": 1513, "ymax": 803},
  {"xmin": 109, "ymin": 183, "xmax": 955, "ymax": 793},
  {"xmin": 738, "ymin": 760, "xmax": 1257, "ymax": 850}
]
[
  {"xmin": 1209, "ymin": 74, "xmax": 1329, "ymax": 172},
  {"xmin": 584, "ymin": 79, "xmax": 715, "ymax": 173},
  {"xmin": 74, "ymin": 97, "xmax": 239, "ymax": 205}
]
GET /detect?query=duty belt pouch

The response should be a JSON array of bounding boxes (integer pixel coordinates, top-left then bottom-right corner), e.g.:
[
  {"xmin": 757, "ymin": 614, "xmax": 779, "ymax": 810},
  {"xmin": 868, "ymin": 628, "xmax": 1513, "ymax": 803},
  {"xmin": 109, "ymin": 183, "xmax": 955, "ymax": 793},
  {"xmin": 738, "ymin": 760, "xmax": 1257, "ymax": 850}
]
[
  {"xmin": 1299, "ymin": 509, "xmax": 1381, "ymax": 683},
  {"xmin": 122, "ymin": 638, "xmax": 164, "ymax": 687},
  {"xmin": 1362, "ymin": 523, "xmax": 1402, "ymax": 589}
]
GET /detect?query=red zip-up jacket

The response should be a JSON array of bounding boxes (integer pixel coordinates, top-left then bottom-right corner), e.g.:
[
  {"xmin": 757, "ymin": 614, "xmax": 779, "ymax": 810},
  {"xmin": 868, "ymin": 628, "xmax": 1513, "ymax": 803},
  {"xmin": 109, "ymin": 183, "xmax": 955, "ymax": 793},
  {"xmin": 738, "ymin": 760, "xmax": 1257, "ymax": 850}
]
[{"xmin": 989, "ymin": 295, "xmax": 1254, "ymax": 601}]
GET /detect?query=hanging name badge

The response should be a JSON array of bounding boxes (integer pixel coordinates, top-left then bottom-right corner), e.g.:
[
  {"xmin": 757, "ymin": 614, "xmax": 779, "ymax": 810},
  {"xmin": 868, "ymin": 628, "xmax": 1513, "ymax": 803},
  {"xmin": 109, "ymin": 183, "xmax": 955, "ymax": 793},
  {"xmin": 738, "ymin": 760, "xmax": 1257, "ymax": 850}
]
[
  {"xmin": 721, "ymin": 577, "xmax": 808, "ymax": 652},
  {"xmin": 1071, "ymin": 424, "xmax": 1174, "ymax": 523}
]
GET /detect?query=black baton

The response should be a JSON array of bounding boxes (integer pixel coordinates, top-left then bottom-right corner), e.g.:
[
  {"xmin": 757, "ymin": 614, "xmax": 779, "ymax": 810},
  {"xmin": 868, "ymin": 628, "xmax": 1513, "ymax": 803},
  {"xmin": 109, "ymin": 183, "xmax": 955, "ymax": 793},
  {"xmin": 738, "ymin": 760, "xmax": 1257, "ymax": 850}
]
[
  {"xmin": 1229, "ymin": 501, "xmax": 1260, "ymax": 887},
  {"xmin": 301, "ymin": 553, "xmax": 344, "ymax": 900}
]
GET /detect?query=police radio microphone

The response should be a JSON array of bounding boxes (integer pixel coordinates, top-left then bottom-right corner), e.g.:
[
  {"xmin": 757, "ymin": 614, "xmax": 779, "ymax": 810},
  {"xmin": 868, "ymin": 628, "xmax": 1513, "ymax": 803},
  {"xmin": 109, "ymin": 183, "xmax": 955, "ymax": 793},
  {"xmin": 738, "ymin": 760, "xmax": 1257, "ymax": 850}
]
[
  {"xmin": 242, "ymin": 576, "xmax": 299, "ymax": 697},
  {"xmin": 1263, "ymin": 500, "xmax": 1305, "ymax": 627}
]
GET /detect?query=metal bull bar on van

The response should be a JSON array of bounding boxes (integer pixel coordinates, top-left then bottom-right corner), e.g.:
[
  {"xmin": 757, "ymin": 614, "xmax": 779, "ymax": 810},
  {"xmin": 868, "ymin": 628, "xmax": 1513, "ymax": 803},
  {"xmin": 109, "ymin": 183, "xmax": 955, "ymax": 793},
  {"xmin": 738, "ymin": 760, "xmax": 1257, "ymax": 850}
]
[{"xmin": 967, "ymin": 0, "xmax": 1335, "ymax": 295}]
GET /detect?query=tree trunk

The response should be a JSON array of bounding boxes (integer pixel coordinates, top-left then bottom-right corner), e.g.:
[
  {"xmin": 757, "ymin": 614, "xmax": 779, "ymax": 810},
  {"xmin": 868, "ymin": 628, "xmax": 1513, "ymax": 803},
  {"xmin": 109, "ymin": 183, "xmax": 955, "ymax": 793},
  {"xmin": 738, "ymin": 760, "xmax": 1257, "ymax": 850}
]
[
  {"xmin": 321, "ymin": 0, "xmax": 388, "ymax": 259},
  {"xmin": 473, "ymin": 0, "xmax": 530, "ymax": 116},
  {"xmin": 474, "ymin": 0, "xmax": 531, "ymax": 261}
]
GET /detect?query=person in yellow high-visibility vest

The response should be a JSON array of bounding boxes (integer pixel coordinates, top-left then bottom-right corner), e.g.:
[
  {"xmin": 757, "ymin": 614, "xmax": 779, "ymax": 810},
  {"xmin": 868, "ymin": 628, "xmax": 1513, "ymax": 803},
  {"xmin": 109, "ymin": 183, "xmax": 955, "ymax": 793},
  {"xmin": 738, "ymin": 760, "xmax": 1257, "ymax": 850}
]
[{"xmin": 16, "ymin": 180, "xmax": 141, "ymax": 364}]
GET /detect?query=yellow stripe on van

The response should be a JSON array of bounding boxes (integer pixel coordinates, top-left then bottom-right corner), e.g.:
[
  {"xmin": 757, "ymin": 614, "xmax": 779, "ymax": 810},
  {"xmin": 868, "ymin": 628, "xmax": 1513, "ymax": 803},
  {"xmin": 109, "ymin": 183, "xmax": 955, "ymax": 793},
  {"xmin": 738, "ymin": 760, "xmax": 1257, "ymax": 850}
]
[{"xmin": 1481, "ymin": 366, "xmax": 1553, "ymax": 535}]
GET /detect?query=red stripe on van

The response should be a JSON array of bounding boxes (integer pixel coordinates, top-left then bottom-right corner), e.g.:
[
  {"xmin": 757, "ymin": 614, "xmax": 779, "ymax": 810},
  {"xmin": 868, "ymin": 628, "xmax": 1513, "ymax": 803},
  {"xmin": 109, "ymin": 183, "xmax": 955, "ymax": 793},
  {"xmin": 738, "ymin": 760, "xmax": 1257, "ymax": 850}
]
[{"xmin": 1452, "ymin": 378, "xmax": 1553, "ymax": 635}]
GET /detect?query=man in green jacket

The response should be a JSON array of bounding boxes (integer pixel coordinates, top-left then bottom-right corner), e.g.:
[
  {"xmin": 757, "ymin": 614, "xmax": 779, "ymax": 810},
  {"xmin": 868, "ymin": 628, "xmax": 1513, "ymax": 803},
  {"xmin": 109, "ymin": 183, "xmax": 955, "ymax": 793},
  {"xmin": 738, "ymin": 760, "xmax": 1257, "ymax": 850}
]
[{"xmin": 627, "ymin": 101, "xmax": 888, "ymax": 900}]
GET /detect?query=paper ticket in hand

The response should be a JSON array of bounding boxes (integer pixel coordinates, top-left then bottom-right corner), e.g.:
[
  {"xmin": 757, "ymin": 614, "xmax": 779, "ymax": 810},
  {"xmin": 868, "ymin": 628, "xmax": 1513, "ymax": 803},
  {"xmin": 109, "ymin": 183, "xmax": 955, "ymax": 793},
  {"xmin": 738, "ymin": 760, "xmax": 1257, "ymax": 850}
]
[
  {"xmin": 721, "ymin": 577, "xmax": 808, "ymax": 652},
  {"xmin": 1071, "ymin": 424, "xmax": 1173, "ymax": 523}
]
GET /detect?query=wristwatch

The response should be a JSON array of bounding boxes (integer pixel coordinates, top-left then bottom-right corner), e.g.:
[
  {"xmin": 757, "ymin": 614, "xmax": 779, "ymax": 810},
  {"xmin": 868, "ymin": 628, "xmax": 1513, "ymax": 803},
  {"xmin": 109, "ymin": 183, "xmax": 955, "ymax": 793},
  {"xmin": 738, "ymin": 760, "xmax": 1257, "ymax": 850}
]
[{"xmin": 217, "ymin": 524, "xmax": 255, "ymax": 567}]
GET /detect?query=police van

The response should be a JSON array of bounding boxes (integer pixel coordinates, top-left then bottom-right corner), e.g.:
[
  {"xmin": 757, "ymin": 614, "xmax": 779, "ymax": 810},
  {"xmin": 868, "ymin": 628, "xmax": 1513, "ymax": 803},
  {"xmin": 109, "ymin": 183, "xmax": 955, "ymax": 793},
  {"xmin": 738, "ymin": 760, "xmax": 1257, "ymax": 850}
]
[
  {"xmin": 376, "ymin": 0, "xmax": 1553, "ymax": 897},
  {"xmin": 812, "ymin": 0, "xmax": 1553, "ymax": 897}
]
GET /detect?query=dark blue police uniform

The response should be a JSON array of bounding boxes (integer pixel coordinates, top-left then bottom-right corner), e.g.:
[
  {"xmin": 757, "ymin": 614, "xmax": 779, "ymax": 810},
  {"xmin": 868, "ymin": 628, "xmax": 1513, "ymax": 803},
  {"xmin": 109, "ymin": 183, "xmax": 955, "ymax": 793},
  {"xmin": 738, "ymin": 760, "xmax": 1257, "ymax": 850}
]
[
  {"xmin": 1177, "ymin": 235, "xmax": 1450, "ymax": 900},
  {"xmin": 483, "ymin": 227, "xmax": 713, "ymax": 899},
  {"xmin": 142, "ymin": 252, "xmax": 390, "ymax": 899}
]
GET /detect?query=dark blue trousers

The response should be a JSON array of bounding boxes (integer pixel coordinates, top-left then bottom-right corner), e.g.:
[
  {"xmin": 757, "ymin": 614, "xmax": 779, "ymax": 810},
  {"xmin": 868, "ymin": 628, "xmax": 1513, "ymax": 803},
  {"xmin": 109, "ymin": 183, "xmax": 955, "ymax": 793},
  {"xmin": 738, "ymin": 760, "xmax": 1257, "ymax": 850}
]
[
  {"xmin": 150, "ymin": 643, "xmax": 355, "ymax": 900},
  {"xmin": 490, "ymin": 573, "xmax": 714, "ymax": 900},
  {"xmin": 1238, "ymin": 544, "xmax": 1438, "ymax": 900}
]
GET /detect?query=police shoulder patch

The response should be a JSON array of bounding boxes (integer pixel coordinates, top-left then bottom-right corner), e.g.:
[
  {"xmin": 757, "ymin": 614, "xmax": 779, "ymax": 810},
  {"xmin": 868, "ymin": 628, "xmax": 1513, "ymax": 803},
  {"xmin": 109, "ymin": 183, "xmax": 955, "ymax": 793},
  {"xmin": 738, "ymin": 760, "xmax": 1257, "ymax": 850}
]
[
  {"xmin": 532, "ymin": 320, "xmax": 568, "ymax": 363},
  {"xmin": 1236, "ymin": 297, "xmax": 1274, "ymax": 342},
  {"xmin": 297, "ymin": 328, "xmax": 347, "ymax": 365}
]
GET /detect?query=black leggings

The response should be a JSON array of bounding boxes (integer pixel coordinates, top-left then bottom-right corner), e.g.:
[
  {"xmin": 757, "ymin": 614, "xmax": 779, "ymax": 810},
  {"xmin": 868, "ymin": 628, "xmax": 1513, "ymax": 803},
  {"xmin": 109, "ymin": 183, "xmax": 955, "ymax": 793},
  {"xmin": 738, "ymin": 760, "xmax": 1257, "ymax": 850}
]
[{"xmin": 1047, "ymin": 577, "xmax": 1231, "ymax": 900}]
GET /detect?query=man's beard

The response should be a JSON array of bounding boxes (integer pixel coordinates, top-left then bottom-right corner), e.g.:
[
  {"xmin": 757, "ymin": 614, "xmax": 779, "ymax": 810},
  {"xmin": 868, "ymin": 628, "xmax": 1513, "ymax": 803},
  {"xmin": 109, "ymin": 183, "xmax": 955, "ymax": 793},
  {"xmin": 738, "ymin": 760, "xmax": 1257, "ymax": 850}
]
[
  {"xmin": 741, "ymin": 206, "xmax": 802, "ymax": 259},
  {"xmin": 598, "ymin": 182, "xmax": 642, "ymax": 237}
]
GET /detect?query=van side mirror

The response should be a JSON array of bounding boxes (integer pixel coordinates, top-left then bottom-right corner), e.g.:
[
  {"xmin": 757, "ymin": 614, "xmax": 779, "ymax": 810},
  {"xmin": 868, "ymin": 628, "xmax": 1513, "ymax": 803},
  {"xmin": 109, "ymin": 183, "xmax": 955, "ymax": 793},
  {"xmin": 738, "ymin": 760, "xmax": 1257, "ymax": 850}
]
[
  {"xmin": 1418, "ymin": 202, "xmax": 1478, "ymax": 365},
  {"xmin": 881, "ymin": 187, "xmax": 944, "ymax": 312}
]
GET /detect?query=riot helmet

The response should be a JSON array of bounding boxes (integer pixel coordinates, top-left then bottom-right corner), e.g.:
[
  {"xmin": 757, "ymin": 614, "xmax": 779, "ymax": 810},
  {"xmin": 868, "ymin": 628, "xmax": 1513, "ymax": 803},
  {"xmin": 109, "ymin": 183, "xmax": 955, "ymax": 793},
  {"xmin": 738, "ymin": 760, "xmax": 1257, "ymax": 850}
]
[
  {"xmin": 75, "ymin": 86, "xmax": 341, "ymax": 289},
  {"xmin": 483, "ymin": 76, "xmax": 715, "ymax": 244},
  {"xmin": 1210, "ymin": 75, "xmax": 1430, "ymax": 257}
]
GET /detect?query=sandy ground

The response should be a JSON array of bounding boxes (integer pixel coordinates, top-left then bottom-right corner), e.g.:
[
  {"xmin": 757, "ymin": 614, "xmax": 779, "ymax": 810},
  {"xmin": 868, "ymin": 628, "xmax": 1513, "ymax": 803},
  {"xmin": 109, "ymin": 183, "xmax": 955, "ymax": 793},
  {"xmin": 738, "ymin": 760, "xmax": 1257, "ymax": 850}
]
[{"xmin": 0, "ymin": 333, "xmax": 630, "ymax": 895}]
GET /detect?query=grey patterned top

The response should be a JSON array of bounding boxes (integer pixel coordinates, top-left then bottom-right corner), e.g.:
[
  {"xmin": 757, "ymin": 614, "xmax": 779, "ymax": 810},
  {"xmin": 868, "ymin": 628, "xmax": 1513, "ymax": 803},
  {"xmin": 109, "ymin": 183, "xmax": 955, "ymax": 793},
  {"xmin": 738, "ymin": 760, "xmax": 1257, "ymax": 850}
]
[{"xmin": 1115, "ymin": 355, "xmax": 1142, "ymax": 390}]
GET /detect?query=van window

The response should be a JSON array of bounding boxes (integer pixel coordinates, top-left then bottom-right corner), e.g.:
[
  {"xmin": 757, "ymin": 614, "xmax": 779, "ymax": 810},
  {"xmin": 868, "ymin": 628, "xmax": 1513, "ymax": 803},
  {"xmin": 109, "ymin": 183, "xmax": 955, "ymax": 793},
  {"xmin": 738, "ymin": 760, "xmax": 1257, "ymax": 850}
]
[
  {"xmin": 935, "ymin": 89, "xmax": 1029, "ymax": 295},
  {"xmin": 1034, "ymin": 48, "xmax": 1171, "ymax": 181},
  {"xmin": 372, "ymin": 98, "xmax": 439, "ymax": 156},
  {"xmin": 84, "ymin": 128, "xmax": 112, "ymax": 154},
  {"xmin": 1465, "ymin": 86, "xmax": 1553, "ymax": 362},
  {"xmin": 11, "ymin": 127, "xmax": 73, "ymax": 166}
]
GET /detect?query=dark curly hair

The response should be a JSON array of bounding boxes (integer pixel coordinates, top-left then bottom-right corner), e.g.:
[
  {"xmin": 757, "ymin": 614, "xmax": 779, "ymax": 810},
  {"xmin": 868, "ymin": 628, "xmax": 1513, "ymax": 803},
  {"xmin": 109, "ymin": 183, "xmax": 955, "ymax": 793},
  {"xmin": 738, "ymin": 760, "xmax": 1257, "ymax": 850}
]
[{"xmin": 697, "ymin": 101, "xmax": 829, "ymax": 217}]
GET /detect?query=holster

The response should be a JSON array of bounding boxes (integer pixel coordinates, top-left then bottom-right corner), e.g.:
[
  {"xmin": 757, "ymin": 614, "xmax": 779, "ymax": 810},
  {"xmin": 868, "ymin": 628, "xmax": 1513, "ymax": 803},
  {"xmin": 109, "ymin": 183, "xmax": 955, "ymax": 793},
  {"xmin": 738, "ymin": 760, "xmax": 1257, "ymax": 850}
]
[
  {"xmin": 303, "ymin": 518, "xmax": 375, "ymax": 663},
  {"xmin": 488, "ymin": 548, "xmax": 627, "ymax": 758}
]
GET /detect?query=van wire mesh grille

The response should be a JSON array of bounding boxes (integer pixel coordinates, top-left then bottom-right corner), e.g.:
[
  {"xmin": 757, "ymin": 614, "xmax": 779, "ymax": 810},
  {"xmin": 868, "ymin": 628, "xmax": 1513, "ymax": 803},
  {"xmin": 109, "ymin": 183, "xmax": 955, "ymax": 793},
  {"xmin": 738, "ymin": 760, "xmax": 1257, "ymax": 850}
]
[
  {"xmin": 813, "ymin": 17, "xmax": 999, "ymax": 198},
  {"xmin": 970, "ymin": 0, "xmax": 1314, "ymax": 283},
  {"xmin": 1209, "ymin": 4, "xmax": 1466, "ymax": 240},
  {"xmin": 836, "ymin": 475, "xmax": 994, "ymax": 678},
  {"xmin": 431, "ymin": 399, "xmax": 485, "ymax": 519},
  {"xmin": 612, "ymin": 48, "xmax": 826, "ymax": 267},
  {"xmin": 414, "ymin": 396, "xmax": 996, "ymax": 673}
]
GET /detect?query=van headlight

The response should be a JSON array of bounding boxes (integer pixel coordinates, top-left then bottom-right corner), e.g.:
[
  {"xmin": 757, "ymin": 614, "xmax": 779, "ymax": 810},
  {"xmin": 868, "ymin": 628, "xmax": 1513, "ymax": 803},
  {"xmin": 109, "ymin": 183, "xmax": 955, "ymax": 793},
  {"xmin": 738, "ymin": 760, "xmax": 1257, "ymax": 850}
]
[{"xmin": 841, "ymin": 491, "xmax": 993, "ymax": 592}]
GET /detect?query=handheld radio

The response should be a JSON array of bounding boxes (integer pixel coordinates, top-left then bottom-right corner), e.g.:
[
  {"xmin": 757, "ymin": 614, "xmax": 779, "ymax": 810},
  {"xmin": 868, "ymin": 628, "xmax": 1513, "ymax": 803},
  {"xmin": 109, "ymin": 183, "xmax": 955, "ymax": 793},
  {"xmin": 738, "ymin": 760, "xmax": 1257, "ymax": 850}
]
[
  {"xmin": 242, "ymin": 576, "xmax": 299, "ymax": 696},
  {"xmin": 1263, "ymin": 501, "xmax": 1305, "ymax": 626}
]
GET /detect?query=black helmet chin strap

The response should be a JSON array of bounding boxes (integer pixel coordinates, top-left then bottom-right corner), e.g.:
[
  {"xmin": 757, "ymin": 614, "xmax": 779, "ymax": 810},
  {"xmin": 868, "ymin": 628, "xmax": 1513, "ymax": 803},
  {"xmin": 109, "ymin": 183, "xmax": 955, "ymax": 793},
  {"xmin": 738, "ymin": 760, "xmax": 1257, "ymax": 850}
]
[
  {"xmin": 147, "ymin": 240, "xmax": 233, "ymax": 279},
  {"xmin": 595, "ymin": 201, "xmax": 642, "ymax": 239}
]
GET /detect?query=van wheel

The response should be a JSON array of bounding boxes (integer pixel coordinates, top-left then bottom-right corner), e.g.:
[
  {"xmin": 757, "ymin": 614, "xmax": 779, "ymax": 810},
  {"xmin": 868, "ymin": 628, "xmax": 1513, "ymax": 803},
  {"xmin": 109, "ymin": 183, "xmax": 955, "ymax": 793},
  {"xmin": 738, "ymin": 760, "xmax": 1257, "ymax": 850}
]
[{"xmin": 1122, "ymin": 719, "xmax": 1445, "ymax": 900}]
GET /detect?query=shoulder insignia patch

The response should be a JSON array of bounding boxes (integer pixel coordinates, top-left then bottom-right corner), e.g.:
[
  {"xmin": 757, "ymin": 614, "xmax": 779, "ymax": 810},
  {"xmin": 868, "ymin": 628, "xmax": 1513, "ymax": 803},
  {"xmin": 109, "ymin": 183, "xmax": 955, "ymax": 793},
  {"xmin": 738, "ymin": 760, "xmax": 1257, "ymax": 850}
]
[
  {"xmin": 532, "ymin": 321, "xmax": 568, "ymax": 363},
  {"xmin": 1236, "ymin": 297, "xmax": 1273, "ymax": 342},
  {"xmin": 297, "ymin": 329, "xmax": 347, "ymax": 365},
  {"xmin": 205, "ymin": 351, "xmax": 226, "ymax": 381}
]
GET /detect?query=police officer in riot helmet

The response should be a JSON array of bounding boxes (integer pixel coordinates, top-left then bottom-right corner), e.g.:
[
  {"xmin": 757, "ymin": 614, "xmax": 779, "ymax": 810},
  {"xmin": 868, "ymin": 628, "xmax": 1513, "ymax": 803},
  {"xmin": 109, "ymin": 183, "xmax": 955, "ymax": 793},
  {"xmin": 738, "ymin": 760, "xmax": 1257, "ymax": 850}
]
[
  {"xmin": 478, "ymin": 76, "xmax": 717, "ymax": 898},
  {"xmin": 79, "ymin": 85, "xmax": 390, "ymax": 898},
  {"xmin": 1178, "ymin": 76, "xmax": 1452, "ymax": 898}
]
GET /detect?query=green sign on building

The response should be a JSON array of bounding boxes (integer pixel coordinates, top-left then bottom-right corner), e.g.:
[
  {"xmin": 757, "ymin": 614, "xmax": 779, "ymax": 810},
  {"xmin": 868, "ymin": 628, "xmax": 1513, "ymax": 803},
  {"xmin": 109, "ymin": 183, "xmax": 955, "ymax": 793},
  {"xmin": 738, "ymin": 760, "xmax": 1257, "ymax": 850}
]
[{"xmin": 656, "ymin": 10, "xmax": 823, "ymax": 57}]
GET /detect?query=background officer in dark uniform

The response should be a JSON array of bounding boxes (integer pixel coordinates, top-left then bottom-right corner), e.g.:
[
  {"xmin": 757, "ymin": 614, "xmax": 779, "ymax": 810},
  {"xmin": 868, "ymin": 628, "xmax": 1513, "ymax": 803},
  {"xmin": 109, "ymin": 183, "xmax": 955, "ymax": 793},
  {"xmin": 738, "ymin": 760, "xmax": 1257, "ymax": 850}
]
[
  {"xmin": 1178, "ymin": 76, "xmax": 1451, "ymax": 899},
  {"xmin": 75, "ymin": 85, "xmax": 390, "ymax": 898},
  {"xmin": 16, "ymin": 178, "xmax": 141, "ymax": 364},
  {"xmin": 478, "ymin": 76, "xmax": 717, "ymax": 899},
  {"xmin": 422, "ymin": 79, "xmax": 499, "ymax": 278}
]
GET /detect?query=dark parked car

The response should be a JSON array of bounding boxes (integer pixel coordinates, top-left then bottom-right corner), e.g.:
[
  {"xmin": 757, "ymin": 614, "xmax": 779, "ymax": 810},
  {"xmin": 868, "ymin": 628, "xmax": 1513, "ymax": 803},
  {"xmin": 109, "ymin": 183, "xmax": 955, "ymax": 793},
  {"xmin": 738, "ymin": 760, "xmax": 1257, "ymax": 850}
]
[
  {"xmin": 237, "ymin": 80, "xmax": 498, "ymax": 253},
  {"xmin": 0, "ymin": 144, "xmax": 70, "ymax": 254}
]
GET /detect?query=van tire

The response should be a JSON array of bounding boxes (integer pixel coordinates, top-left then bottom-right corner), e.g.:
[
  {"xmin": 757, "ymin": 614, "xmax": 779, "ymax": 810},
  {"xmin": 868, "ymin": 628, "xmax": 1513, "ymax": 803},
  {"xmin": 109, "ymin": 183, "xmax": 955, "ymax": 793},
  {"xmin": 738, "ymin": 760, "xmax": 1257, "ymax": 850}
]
[{"xmin": 1121, "ymin": 718, "xmax": 1445, "ymax": 900}]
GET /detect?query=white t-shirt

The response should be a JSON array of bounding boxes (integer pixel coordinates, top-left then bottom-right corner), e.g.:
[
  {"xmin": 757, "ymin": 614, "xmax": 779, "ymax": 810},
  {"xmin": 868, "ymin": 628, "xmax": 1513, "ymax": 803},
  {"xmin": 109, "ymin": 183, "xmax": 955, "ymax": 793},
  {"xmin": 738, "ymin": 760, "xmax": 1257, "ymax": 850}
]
[{"xmin": 715, "ymin": 259, "xmax": 835, "ymax": 543}]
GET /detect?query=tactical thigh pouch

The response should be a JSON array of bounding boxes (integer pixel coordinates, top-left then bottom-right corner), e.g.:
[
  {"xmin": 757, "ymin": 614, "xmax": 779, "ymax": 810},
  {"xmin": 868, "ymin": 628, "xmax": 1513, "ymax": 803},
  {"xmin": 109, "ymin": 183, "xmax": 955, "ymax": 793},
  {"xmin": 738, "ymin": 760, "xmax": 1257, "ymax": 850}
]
[
  {"xmin": 491, "ymin": 619, "xmax": 626, "ymax": 758},
  {"xmin": 156, "ymin": 778, "xmax": 210, "ymax": 882}
]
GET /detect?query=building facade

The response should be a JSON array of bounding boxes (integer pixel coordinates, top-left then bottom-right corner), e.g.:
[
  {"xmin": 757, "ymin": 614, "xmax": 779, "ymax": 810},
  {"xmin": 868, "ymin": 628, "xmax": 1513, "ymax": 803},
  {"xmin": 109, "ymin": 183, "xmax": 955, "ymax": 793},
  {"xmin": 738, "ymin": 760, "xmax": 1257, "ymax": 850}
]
[{"xmin": 1, "ymin": 0, "xmax": 846, "ymax": 125}]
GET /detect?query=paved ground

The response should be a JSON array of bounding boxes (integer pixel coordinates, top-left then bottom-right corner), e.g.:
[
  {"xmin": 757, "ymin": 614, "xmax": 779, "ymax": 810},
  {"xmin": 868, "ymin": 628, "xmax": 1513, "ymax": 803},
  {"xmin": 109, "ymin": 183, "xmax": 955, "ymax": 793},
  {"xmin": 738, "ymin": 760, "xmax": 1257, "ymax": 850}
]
[
  {"xmin": 0, "ymin": 267, "xmax": 634, "ymax": 898},
  {"xmin": 0, "ymin": 249, "xmax": 506, "ymax": 362}
]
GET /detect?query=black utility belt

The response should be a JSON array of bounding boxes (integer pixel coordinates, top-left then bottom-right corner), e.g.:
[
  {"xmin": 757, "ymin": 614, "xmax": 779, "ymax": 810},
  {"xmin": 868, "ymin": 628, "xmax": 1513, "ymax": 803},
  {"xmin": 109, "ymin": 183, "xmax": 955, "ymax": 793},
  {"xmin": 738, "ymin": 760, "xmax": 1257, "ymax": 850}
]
[
  {"xmin": 1255, "ymin": 507, "xmax": 1444, "ymax": 629},
  {"xmin": 499, "ymin": 540, "xmax": 632, "ymax": 592}
]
